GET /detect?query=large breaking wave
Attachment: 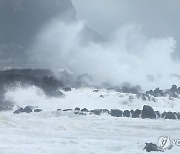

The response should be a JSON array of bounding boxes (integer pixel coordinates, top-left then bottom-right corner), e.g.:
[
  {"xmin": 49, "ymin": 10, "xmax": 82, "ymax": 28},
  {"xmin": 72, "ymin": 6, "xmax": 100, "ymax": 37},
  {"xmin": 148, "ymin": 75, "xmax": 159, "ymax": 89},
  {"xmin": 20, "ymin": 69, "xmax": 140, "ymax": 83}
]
[{"xmin": 32, "ymin": 20, "xmax": 179, "ymax": 90}]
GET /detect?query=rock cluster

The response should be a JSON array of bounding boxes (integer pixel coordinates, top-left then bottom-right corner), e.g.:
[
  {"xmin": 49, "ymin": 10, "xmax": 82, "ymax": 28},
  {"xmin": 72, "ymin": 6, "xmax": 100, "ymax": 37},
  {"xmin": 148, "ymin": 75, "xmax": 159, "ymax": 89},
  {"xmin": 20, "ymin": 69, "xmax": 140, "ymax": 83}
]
[
  {"xmin": 14, "ymin": 105, "xmax": 179, "ymax": 121},
  {"xmin": 111, "ymin": 85, "xmax": 180, "ymax": 100},
  {"xmin": 14, "ymin": 106, "xmax": 42, "ymax": 114}
]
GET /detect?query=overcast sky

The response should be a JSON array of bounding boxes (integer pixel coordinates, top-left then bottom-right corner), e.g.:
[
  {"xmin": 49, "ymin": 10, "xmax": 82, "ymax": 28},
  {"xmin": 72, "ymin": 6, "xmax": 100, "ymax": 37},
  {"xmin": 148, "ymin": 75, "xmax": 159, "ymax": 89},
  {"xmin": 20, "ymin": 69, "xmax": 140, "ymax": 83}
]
[{"xmin": 72, "ymin": 0, "xmax": 180, "ymax": 50}]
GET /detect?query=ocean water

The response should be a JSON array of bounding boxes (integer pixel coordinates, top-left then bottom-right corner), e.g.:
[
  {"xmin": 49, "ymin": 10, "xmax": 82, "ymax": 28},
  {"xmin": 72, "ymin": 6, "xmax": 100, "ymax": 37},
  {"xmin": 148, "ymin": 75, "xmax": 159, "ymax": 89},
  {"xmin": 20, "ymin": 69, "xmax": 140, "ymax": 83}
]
[{"xmin": 0, "ymin": 86, "xmax": 180, "ymax": 154}]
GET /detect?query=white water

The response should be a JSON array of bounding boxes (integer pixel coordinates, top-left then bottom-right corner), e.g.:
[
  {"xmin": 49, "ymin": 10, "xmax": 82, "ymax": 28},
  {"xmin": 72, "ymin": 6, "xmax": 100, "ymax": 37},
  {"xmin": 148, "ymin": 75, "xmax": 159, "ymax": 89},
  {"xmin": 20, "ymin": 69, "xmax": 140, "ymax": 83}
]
[
  {"xmin": 32, "ymin": 21, "xmax": 180, "ymax": 90},
  {"xmin": 5, "ymin": 86, "xmax": 180, "ymax": 112},
  {"xmin": 0, "ymin": 110, "xmax": 180, "ymax": 154},
  {"xmin": 0, "ymin": 86, "xmax": 180, "ymax": 153}
]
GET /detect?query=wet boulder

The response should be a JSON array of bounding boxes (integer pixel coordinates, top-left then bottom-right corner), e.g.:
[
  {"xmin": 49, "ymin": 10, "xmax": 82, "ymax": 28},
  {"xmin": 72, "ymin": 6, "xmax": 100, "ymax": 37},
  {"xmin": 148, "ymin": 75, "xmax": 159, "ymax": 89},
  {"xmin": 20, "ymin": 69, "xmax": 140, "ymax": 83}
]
[
  {"xmin": 81, "ymin": 108, "xmax": 89, "ymax": 112},
  {"xmin": 132, "ymin": 109, "xmax": 141, "ymax": 118},
  {"xmin": 74, "ymin": 107, "xmax": 82, "ymax": 115},
  {"xmin": 170, "ymin": 85, "xmax": 178, "ymax": 93},
  {"xmin": 165, "ymin": 85, "xmax": 179, "ymax": 98},
  {"xmin": 144, "ymin": 143, "xmax": 162, "ymax": 152},
  {"xmin": 146, "ymin": 88, "xmax": 165, "ymax": 97},
  {"xmin": 110, "ymin": 109, "xmax": 123, "ymax": 117},
  {"xmin": 141, "ymin": 105, "xmax": 156, "ymax": 119},
  {"xmin": 164, "ymin": 112, "xmax": 176, "ymax": 120},
  {"xmin": 93, "ymin": 89, "xmax": 99, "ymax": 92},
  {"xmin": 123, "ymin": 110, "xmax": 130, "ymax": 117},
  {"xmin": 23, "ymin": 106, "xmax": 33, "ymax": 113},
  {"xmin": 74, "ymin": 107, "xmax": 80, "ymax": 111}
]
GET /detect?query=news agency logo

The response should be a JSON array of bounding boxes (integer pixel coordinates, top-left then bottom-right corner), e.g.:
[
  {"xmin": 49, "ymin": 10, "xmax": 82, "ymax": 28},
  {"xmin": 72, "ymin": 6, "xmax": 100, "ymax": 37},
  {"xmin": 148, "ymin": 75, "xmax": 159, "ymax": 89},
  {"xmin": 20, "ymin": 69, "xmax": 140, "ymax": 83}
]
[{"xmin": 158, "ymin": 136, "xmax": 180, "ymax": 151}]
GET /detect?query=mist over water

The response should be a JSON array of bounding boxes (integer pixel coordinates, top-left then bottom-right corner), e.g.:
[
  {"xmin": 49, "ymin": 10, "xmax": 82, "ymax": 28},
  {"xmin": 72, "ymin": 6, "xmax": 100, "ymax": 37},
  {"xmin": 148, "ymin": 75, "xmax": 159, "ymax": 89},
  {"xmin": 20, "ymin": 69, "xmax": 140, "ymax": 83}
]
[{"xmin": 32, "ymin": 19, "xmax": 180, "ymax": 90}]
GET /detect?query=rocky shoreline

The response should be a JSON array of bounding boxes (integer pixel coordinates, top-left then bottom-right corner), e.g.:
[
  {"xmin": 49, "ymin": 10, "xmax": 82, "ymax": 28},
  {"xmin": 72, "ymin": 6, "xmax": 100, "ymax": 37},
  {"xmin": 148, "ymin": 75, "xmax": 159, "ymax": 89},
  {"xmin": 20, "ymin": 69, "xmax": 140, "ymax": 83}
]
[{"xmin": 13, "ymin": 105, "xmax": 180, "ymax": 121}]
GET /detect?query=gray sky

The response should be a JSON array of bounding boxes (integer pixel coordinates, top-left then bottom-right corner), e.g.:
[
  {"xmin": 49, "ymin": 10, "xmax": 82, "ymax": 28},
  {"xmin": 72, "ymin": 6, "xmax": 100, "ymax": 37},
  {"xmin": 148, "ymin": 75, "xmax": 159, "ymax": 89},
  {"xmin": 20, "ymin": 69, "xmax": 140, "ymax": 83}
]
[{"xmin": 72, "ymin": 0, "xmax": 180, "ymax": 51}]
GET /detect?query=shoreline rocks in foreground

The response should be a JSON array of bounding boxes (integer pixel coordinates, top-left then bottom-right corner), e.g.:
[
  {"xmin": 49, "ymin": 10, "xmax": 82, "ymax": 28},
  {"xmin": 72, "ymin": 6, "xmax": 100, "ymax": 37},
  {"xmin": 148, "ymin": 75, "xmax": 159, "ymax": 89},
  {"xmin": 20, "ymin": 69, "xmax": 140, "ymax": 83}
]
[{"xmin": 13, "ymin": 105, "xmax": 180, "ymax": 121}]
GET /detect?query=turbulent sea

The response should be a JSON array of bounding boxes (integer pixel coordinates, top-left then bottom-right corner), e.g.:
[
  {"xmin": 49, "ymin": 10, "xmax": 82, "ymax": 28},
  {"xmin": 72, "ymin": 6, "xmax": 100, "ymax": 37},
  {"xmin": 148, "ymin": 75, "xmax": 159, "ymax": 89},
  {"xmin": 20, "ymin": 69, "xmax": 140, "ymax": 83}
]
[
  {"xmin": 1, "ymin": 0, "xmax": 180, "ymax": 153},
  {"xmin": 0, "ymin": 87, "xmax": 180, "ymax": 154}
]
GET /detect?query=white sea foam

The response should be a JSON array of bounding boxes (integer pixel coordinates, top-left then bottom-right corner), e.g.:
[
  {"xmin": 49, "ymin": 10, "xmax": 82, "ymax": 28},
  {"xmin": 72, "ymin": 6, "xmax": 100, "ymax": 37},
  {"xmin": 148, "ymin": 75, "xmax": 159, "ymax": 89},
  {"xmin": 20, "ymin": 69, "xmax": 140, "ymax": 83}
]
[
  {"xmin": 4, "ymin": 86, "xmax": 180, "ymax": 112},
  {"xmin": 0, "ymin": 109, "xmax": 180, "ymax": 154},
  {"xmin": 32, "ymin": 21, "xmax": 180, "ymax": 90}
]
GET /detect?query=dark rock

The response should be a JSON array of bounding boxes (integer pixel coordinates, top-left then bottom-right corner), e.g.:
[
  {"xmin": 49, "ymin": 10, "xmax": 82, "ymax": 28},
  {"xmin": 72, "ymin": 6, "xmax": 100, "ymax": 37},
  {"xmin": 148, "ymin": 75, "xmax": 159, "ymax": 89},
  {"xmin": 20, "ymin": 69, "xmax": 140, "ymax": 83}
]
[
  {"xmin": 100, "ymin": 95, "xmax": 104, "ymax": 98},
  {"xmin": 91, "ymin": 109, "xmax": 109, "ymax": 115},
  {"xmin": 144, "ymin": 143, "xmax": 162, "ymax": 152},
  {"xmin": 146, "ymin": 90, "xmax": 152, "ymax": 96},
  {"xmin": 141, "ymin": 105, "xmax": 156, "ymax": 119},
  {"xmin": 13, "ymin": 108, "xmax": 24, "ymax": 114},
  {"xmin": 153, "ymin": 88, "xmax": 164, "ymax": 97},
  {"xmin": 170, "ymin": 85, "xmax": 178, "ymax": 93},
  {"xmin": 62, "ymin": 109, "xmax": 73, "ymax": 112},
  {"xmin": 146, "ymin": 88, "xmax": 165, "ymax": 97},
  {"xmin": 164, "ymin": 112, "xmax": 176, "ymax": 120},
  {"xmin": 93, "ymin": 90, "xmax": 99, "ymax": 92},
  {"xmin": 81, "ymin": 108, "xmax": 89, "ymax": 112},
  {"xmin": 165, "ymin": 85, "xmax": 179, "ymax": 98},
  {"xmin": 132, "ymin": 109, "xmax": 141, "ymax": 118},
  {"xmin": 123, "ymin": 110, "xmax": 130, "ymax": 117},
  {"xmin": 110, "ymin": 109, "xmax": 123, "ymax": 117},
  {"xmin": 23, "ymin": 106, "xmax": 32, "ymax": 113},
  {"xmin": 161, "ymin": 111, "xmax": 176, "ymax": 119},
  {"xmin": 74, "ymin": 107, "xmax": 80, "ymax": 111},
  {"xmin": 57, "ymin": 109, "xmax": 61, "ymax": 111},
  {"xmin": 74, "ymin": 107, "xmax": 87, "ymax": 116},
  {"xmin": 74, "ymin": 108, "xmax": 86, "ymax": 115},
  {"xmin": 34, "ymin": 109, "xmax": 42, "ymax": 112},
  {"xmin": 0, "ymin": 69, "xmax": 64, "ymax": 99},
  {"xmin": 63, "ymin": 87, "xmax": 72, "ymax": 92}
]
